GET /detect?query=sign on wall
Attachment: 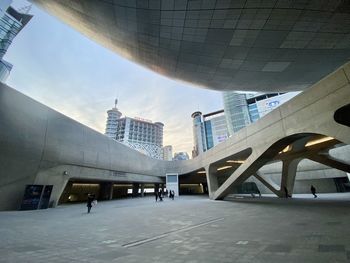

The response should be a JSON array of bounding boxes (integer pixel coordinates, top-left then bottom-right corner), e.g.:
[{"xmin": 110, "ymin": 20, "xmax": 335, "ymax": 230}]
[{"xmin": 256, "ymin": 92, "xmax": 300, "ymax": 117}]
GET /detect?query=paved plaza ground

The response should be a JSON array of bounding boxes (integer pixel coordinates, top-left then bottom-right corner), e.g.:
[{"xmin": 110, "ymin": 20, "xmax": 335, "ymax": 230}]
[{"xmin": 1, "ymin": 194, "xmax": 350, "ymax": 263}]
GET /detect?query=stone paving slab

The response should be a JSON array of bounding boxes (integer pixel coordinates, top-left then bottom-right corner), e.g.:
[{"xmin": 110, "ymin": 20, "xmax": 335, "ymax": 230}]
[{"xmin": 1, "ymin": 194, "xmax": 350, "ymax": 262}]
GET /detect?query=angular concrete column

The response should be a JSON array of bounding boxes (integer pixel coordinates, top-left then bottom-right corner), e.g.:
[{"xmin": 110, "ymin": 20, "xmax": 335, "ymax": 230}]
[
  {"xmin": 132, "ymin": 183, "xmax": 139, "ymax": 197},
  {"xmin": 140, "ymin": 184, "xmax": 145, "ymax": 197},
  {"xmin": 100, "ymin": 182, "xmax": 113, "ymax": 200},
  {"xmin": 33, "ymin": 166, "xmax": 72, "ymax": 207},
  {"xmin": 254, "ymin": 172, "xmax": 280, "ymax": 197},
  {"xmin": 59, "ymin": 181, "xmax": 73, "ymax": 203},
  {"xmin": 205, "ymin": 165, "xmax": 219, "ymax": 199},
  {"xmin": 308, "ymin": 154, "xmax": 350, "ymax": 173},
  {"xmin": 202, "ymin": 182, "xmax": 208, "ymax": 194},
  {"xmin": 280, "ymin": 159, "xmax": 302, "ymax": 198}
]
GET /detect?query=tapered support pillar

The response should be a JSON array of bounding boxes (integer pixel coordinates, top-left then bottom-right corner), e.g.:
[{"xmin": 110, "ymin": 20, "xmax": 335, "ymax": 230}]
[
  {"xmin": 280, "ymin": 158, "xmax": 302, "ymax": 198},
  {"xmin": 140, "ymin": 184, "xmax": 145, "ymax": 197},
  {"xmin": 132, "ymin": 183, "xmax": 139, "ymax": 197},
  {"xmin": 202, "ymin": 183, "xmax": 208, "ymax": 194},
  {"xmin": 100, "ymin": 182, "xmax": 113, "ymax": 200},
  {"xmin": 254, "ymin": 172, "xmax": 280, "ymax": 197},
  {"xmin": 205, "ymin": 165, "xmax": 219, "ymax": 199}
]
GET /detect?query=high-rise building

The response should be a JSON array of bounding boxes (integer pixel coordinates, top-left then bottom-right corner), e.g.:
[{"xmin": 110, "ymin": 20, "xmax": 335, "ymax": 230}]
[
  {"xmin": 0, "ymin": 1, "xmax": 32, "ymax": 82},
  {"xmin": 105, "ymin": 101, "xmax": 164, "ymax": 159},
  {"xmin": 222, "ymin": 92, "xmax": 251, "ymax": 136},
  {"xmin": 105, "ymin": 99, "xmax": 122, "ymax": 139},
  {"xmin": 203, "ymin": 110, "xmax": 228, "ymax": 150},
  {"xmin": 115, "ymin": 118, "xmax": 164, "ymax": 159},
  {"xmin": 173, "ymin": 152, "xmax": 189, "ymax": 161},
  {"xmin": 192, "ymin": 110, "xmax": 229, "ymax": 157},
  {"xmin": 192, "ymin": 92, "xmax": 300, "ymax": 157},
  {"xmin": 162, "ymin": 145, "xmax": 173, "ymax": 161},
  {"xmin": 191, "ymin": 111, "xmax": 206, "ymax": 158},
  {"xmin": 223, "ymin": 92, "xmax": 299, "ymax": 135}
]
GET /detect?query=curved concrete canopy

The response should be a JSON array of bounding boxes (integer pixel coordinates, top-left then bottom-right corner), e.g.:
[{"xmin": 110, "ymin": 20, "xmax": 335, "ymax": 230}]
[{"xmin": 31, "ymin": 0, "xmax": 350, "ymax": 92}]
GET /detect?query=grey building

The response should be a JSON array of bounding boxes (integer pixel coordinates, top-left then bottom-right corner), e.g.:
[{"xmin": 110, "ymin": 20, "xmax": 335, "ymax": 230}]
[
  {"xmin": 0, "ymin": 0, "xmax": 32, "ymax": 82},
  {"xmin": 191, "ymin": 111, "xmax": 207, "ymax": 157}
]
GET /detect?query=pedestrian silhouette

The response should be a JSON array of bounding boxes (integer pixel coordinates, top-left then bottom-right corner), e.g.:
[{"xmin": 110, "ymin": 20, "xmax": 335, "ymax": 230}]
[
  {"xmin": 155, "ymin": 191, "xmax": 158, "ymax": 202},
  {"xmin": 158, "ymin": 189, "xmax": 163, "ymax": 201},
  {"xmin": 87, "ymin": 193, "xmax": 94, "ymax": 213},
  {"xmin": 310, "ymin": 185, "xmax": 317, "ymax": 198},
  {"xmin": 169, "ymin": 190, "xmax": 174, "ymax": 200}
]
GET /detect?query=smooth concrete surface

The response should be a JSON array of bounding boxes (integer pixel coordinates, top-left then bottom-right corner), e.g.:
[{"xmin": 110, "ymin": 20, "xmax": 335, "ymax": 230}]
[
  {"xmin": 1, "ymin": 195, "xmax": 350, "ymax": 263},
  {"xmin": 206, "ymin": 62, "xmax": 350, "ymax": 200},
  {"xmin": 1, "ymin": 62, "xmax": 350, "ymax": 210},
  {"xmin": 0, "ymin": 83, "xmax": 168, "ymax": 210},
  {"xmin": 30, "ymin": 0, "xmax": 350, "ymax": 92}
]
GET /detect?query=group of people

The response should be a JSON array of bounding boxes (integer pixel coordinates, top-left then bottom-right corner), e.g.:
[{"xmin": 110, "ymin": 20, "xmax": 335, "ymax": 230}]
[
  {"xmin": 155, "ymin": 189, "xmax": 175, "ymax": 202},
  {"xmin": 155, "ymin": 189, "xmax": 163, "ymax": 202},
  {"xmin": 86, "ymin": 184, "xmax": 318, "ymax": 213}
]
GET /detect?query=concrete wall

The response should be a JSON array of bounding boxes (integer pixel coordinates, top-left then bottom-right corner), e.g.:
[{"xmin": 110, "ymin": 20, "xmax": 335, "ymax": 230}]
[
  {"xmin": 0, "ymin": 83, "xmax": 168, "ymax": 210},
  {"xmin": 1, "ymin": 62, "xmax": 349, "ymax": 210}
]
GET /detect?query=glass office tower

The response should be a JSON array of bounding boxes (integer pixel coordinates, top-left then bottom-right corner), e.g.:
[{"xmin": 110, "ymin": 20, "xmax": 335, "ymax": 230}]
[
  {"xmin": 0, "ymin": 1, "xmax": 32, "ymax": 82},
  {"xmin": 192, "ymin": 110, "xmax": 229, "ymax": 157},
  {"xmin": 222, "ymin": 92, "xmax": 251, "ymax": 136},
  {"xmin": 223, "ymin": 91, "xmax": 300, "ymax": 135}
]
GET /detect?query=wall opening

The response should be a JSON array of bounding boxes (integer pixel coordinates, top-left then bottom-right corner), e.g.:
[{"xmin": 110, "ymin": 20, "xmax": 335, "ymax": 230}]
[{"xmin": 334, "ymin": 104, "xmax": 350, "ymax": 127}]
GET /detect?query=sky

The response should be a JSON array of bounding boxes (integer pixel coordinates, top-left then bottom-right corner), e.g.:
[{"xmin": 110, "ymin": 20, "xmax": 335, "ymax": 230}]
[{"xmin": 6, "ymin": 0, "xmax": 224, "ymax": 155}]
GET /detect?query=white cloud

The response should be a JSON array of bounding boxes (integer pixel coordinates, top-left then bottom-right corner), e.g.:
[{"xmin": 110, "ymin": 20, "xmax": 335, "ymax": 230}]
[{"xmin": 7, "ymin": 1, "xmax": 224, "ymax": 158}]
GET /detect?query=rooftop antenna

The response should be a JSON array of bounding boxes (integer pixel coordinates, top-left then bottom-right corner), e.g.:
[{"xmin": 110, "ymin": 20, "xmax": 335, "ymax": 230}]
[
  {"xmin": 114, "ymin": 98, "xmax": 118, "ymax": 108},
  {"xmin": 114, "ymin": 87, "xmax": 119, "ymax": 108}
]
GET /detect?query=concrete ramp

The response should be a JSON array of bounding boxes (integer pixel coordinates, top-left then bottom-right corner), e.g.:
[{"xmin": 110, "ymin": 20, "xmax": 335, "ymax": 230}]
[{"xmin": 205, "ymin": 63, "xmax": 350, "ymax": 200}]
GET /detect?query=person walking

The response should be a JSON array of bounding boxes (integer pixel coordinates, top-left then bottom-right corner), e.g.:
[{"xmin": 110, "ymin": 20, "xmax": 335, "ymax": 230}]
[
  {"xmin": 155, "ymin": 191, "xmax": 158, "ymax": 202},
  {"xmin": 87, "ymin": 193, "xmax": 94, "ymax": 213},
  {"xmin": 171, "ymin": 190, "xmax": 175, "ymax": 200},
  {"xmin": 310, "ymin": 185, "xmax": 317, "ymax": 198},
  {"xmin": 158, "ymin": 189, "xmax": 163, "ymax": 201}
]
